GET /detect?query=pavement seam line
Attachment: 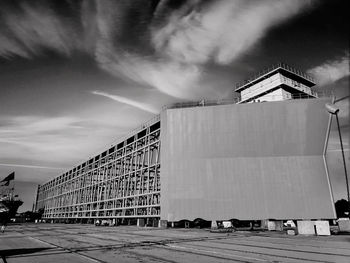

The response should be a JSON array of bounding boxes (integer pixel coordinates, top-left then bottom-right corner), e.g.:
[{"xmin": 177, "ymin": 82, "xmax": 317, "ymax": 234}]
[
  {"xmin": 166, "ymin": 244, "xmax": 269, "ymax": 262},
  {"xmin": 26, "ymin": 236, "xmax": 104, "ymax": 263}
]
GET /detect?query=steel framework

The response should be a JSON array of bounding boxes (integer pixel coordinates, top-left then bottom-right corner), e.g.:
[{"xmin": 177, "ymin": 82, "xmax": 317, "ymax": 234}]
[{"xmin": 35, "ymin": 118, "xmax": 160, "ymax": 223}]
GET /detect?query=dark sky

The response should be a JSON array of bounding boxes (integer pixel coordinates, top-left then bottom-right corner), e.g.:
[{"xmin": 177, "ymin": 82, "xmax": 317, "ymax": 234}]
[{"xmin": 0, "ymin": 0, "xmax": 349, "ymax": 211}]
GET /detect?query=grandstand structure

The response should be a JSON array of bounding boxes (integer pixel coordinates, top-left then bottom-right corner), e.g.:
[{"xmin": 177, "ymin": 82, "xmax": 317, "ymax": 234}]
[
  {"xmin": 34, "ymin": 63, "xmax": 336, "ymax": 225},
  {"xmin": 35, "ymin": 119, "xmax": 161, "ymax": 225}
]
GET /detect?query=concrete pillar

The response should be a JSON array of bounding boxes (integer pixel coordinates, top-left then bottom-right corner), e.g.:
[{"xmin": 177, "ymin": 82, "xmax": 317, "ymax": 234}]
[
  {"xmin": 261, "ymin": 219, "xmax": 268, "ymax": 230},
  {"xmin": 137, "ymin": 218, "xmax": 145, "ymax": 227},
  {"xmin": 153, "ymin": 219, "xmax": 159, "ymax": 227},
  {"xmin": 314, "ymin": 221, "xmax": 330, "ymax": 236},
  {"xmin": 159, "ymin": 220, "xmax": 168, "ymax": 228},
  {"xmin": 297, "ymin": 220, "xmax": 315, "ymax": 235},
  {"xmin": 267, "ymin": 220, "xmax": 283, "ymax": 231},
  {"xmin": 287, "ymin": 229, "xmax": 296, "ymax": 235},
  {"xmin": 211, "ymin": 220, "xmax": 218, "ymax": 229},
  {"xmin": 275, "ymin": 221, "xmax": 283, "ymax": 231},
  {"xmin": 222, "ymin": 221, "xmax": 233, "ymax": 228},
  {"xmin": 267, "ymin": 221, "xmax": 276, "ymax": 231},
  {"xmin": 338, "ymin": 220, "xmax": 350, "ymax": 233}
]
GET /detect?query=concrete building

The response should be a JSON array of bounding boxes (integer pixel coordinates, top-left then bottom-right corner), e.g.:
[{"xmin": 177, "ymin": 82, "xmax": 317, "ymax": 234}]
[{"xmin": 34, "ymin": 63, "xmax": 335, "ymax": 226}]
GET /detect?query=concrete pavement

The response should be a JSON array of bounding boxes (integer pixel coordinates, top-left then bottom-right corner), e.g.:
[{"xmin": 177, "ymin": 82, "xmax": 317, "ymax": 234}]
[{"xmin": 1, "ymin": 224, "xmax": 349, "ymax": 263}]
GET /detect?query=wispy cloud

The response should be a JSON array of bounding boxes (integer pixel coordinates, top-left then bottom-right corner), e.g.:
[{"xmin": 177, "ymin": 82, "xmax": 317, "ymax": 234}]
[
  {"xmin": 92, "ymin": 90, "xmax": 159, "ymax": 114},
  {"xmin": 95, "ymin": 0, "xmax": 313, "ymax": 99},
  {"xmin": 94, "ymin": 43, "xmax": 202, "ymax": 99},
  {"xmin": 0, "ymin": 163, "xmax": 64, "ymax": 170},
  {"xmin": 307, "ymin": 55, "xmax": 350, "ymax": 86},
  {"xmin": 0, "ymin": 0, "xmax": 313, "ymax": 99},
  {"xmin": 0, "ymin": 115, "xmax": 105, "ymax": 165},
  {"xmin": 0, "ymin": 116, "xmax": 86, "ymax": 162},
  {"xmin": 92, "ymin": 0, "xmax": 202, "ymax": 99},
  {"xmin": 0, "ymin": 113, "xmax": 146, "ymax": 167},
  {"xmin": 0, "ymin": 1, "xmax": 82, "ymax": 58},
  {"xmin": 152, "ymin": 0, "xmax": 314, "ymax": 65}
]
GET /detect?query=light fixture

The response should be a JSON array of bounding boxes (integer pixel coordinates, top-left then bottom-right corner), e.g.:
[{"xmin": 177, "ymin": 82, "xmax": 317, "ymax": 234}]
[{"xmin": 325, "ymin": 103, "xmax": 340, "ymax": 115}]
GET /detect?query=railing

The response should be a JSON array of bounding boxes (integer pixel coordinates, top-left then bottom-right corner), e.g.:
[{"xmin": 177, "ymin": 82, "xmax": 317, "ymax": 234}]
[
  {"xmin": 111, "ymin": 114, "xmax": 160, "ymax": 145},
  {"xmin": 239, "ymin": 92, "xmax": 320, "ymax": 103},
  {"xmin": 163, "ymin": 98, "xmax": 240, "ymax": 110},
  {"xmin": 163, "ymin": 92, "xmax": 330, "ymax": 109},
  {"xmin": 235, "ymin": 62, "xmax": 315, "ymax": 90}
]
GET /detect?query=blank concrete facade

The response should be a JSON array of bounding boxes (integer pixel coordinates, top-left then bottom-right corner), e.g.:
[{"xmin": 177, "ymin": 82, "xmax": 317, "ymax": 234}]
[{"xmin": 160, "ymin": 98, "xmax": 335, "ymax": 221}]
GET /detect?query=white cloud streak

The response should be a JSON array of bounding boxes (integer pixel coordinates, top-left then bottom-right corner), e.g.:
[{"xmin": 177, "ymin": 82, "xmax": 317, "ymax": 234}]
[
  {"xmin": 92, "ymin": 90, "xmax": 159, "ymax": 114},
  {"xmin": 0, "ymin": 116, "xmax": 85, "ymax": 158},
  {"xmin": 0, "ymin": 163, "xmax": 64, "ymax": 170},
  {"xmin": 94, "ymin": 42, "xmax": 202, "ymax": 99},
  {"xmin": 307, "ymin": 55, "xmax": 350, "ymax": 86},
  {"xmin": 0, "ymin": 112, "xmax": 146, "ymax": 167},
  {"xmin": 0, "ymin": 115, "xmax": 103, "ymax": 165}
]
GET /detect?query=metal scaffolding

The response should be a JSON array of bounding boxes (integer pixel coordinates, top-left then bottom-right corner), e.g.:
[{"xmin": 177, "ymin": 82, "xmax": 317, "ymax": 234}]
[{"xmin": 35, "ymin": 118, "xmax": 161, "ymax": 223}]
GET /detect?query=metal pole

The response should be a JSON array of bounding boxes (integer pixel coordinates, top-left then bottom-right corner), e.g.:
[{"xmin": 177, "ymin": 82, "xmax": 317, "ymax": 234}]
[
  {"xmin": 335, "ymin": 113, "xmax": 350, "ymax": 204},
  {"xmin": 323, "ymin": 113, "xmax": 336, "ymax": 216}
]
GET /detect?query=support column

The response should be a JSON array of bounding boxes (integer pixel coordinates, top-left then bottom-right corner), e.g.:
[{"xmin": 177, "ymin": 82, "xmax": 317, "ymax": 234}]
[
  {"xmin": 137, "ymin": 218, "xmax": 145, "ymax": 227},
  {"xmin": 159, "ymin": 220, "xmax": 168, "ymax": 228},
  {"xmin": 297, "ymin": 220, "xmax": 315, "ymax": 235},
  {"xmin": 266, "ymin": 220, "xmax": 283, "ymax": 231}
]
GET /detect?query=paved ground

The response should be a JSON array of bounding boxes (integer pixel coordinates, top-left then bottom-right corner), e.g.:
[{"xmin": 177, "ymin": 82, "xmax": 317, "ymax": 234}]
[{"xmin": 0, "ymin": 224, "xmax": 349, "ymax": 263}]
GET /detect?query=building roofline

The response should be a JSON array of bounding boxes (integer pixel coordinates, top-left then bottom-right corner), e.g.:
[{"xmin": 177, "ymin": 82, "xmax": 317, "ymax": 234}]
[{"xmin": 235, "ymin": 63, "xmax": 315, "ymax": 93}]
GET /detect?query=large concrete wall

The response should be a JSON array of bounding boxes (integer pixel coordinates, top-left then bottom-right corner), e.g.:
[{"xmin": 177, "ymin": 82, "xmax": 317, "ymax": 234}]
[{"xmin": 160, "ymin": 98, "xmax": 336, "ymax": 221}]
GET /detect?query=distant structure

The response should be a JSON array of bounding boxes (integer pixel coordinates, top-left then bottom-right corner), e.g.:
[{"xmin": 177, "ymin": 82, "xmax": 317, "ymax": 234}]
[
  {"xmin": 0, "ymin": 172, "xmax": 23, "ymax": 218},
  {"xmin": 34, "ymin": 63, "xmax": 335, "ymax": 227}
]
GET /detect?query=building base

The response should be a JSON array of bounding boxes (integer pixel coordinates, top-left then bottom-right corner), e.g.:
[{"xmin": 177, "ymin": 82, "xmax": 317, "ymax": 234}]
[
  {"xmin": 137, "ymin": 218, "xmax": 145, "ymax": 227},
  {"xmin": 159, "ymin": 220, "xmax": 168, "ymax": 228}
]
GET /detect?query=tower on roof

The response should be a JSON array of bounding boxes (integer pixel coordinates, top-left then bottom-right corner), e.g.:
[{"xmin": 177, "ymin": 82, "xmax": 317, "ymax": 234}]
[{"xmin": 235, "ymin": 62, "xmax": 317, "ymax": 103}]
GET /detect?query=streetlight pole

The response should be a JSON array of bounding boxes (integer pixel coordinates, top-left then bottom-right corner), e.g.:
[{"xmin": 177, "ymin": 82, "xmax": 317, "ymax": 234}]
[
  {"xmin": 326, "ymin": 103, "xmax": 350, "ymax": 204},
  {"xmin": 335, "ymin": 112, "xmax": 350, "ymax": 204}
]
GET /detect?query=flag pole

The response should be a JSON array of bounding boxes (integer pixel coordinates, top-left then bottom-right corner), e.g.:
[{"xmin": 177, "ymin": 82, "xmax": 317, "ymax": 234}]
[{"xmin": 12, "ymin": 172, "xmax": 15, "ymax": 200}]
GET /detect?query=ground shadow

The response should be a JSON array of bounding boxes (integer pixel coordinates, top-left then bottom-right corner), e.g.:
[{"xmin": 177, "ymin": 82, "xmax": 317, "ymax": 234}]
[{"xmin": 0, "ymin": 247, "xmax": 52, "ymax": 258}]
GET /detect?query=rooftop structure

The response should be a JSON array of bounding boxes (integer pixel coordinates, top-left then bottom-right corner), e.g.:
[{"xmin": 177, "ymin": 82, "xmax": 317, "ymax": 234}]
[{"xmin": 235, "ymin": 62, "xmax": 318, "ymax": 103}]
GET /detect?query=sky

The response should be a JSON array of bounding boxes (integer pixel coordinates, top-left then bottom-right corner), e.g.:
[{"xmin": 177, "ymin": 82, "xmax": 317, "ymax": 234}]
[{"xmin": 0, "ymin": 0, "xmax": 349, "ymax": 212}]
